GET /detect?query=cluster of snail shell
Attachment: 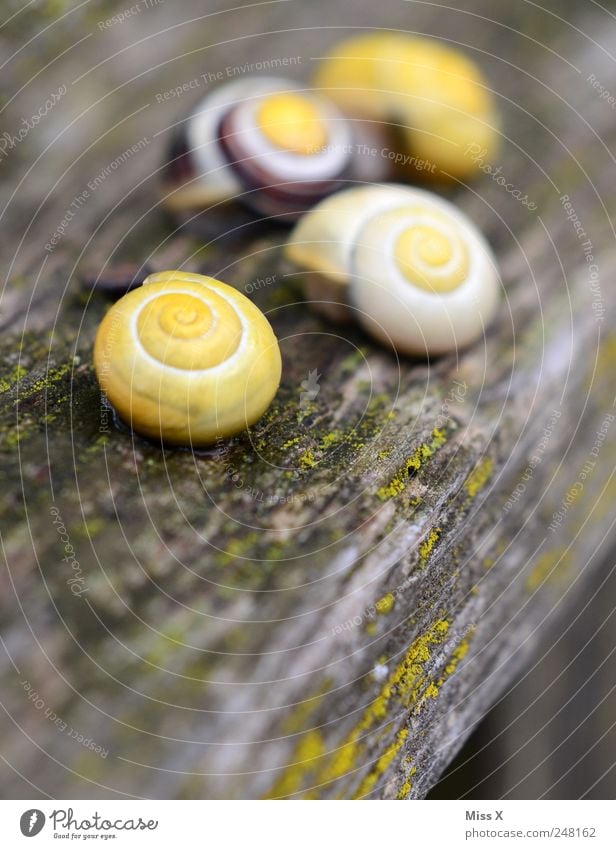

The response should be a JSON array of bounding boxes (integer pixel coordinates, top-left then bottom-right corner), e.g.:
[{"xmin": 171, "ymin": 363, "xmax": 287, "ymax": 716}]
[
  {"xmin": 95, "ymin": 33, "xmax": 501, "ymax": 446},
  {"xmin": 285, "ymin": 184, "xmax": 499, "ymax": 356},
  {"xmin": 162, "ymin": 34, "xmax": 499, "ymax": 218}
]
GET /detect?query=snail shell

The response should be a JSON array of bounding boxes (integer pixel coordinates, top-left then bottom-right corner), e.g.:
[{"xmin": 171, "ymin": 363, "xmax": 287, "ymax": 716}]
[
  {"xmin": 313, "ymin": 33, "xmax": 500, "ymax": 181},
  {"xmin": 162, "ymin": 77, "xmax": 387, "ymax": 220},
  {"xmin": 285, "ymin": 184, "xmax": 499, "ymax": 355},
  {"xmin": 93, "ymin": 271, "xmax": 281, "ymax": 445}
]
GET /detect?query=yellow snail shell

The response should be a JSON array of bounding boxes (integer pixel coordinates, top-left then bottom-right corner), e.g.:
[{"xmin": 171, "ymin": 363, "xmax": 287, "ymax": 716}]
[
  {"xmin": 285, "ymin": 184, "xmax": 499, "ymax": 355},
  {"xmin": 93, "ymin": 271, "xmax": 282, "ymax": 445},
  {"xmin": 313, "ymin": 32, "xmax": 500, "ymax": 181},
  {"xmin": 162, "ymin": 76, "xmax": 387, "ymax": 219}
]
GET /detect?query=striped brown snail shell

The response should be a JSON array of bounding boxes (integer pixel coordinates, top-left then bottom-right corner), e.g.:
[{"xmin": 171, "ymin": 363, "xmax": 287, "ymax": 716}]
[{"xmin": 162, "ymin": 77, "xmax": 388, "ymax": 221}]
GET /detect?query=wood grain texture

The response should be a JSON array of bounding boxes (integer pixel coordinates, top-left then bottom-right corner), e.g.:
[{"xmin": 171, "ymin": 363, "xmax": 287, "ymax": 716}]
[{"xmin": 1, "ymin": 0, "xmax": 615, "ymax": 799}]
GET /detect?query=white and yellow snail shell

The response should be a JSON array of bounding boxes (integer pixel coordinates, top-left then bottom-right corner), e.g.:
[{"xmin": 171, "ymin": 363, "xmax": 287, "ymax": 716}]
[
  {"xmin": 162, "ymin": 76, "xmax": 387, "ymax": 219},
  {"xmin": 93, "ymin": 271, "xmax": 281, "ymax": 445},
  {"xmin": 285, "ymin": 184, "xmax": 500, "ymax": 355},
  {"xmin": 313, "ymin": 32, "xmax": 500, "ymax": 181}
]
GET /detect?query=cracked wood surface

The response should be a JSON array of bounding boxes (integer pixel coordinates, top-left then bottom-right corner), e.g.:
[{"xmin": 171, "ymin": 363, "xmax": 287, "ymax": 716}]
[{"xmin": 0, "ymin": 0, "xmax": 615, "ymax": 799}]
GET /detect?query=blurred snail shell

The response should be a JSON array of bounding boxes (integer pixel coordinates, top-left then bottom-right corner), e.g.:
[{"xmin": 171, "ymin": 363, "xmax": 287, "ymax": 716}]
[
  {"xmin": 313, "ymin": 32, "xmax": 500, "ymax": 181},
  {"xmin": 162, "ymin": 77, "xmax": 388, "ymax": 220},
  {"xmin": 93, "ymin": 271, "xmax": 281, "ymax": 445},
  {"xmin": 285, "ymin": 184, "xmax": 499, "ymax": 356}
]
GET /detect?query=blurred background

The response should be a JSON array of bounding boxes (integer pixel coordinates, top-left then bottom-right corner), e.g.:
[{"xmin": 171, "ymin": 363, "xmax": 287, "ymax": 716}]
[{"xmin": 1, "ymin": 0, "xmax": 615, "ymax": 800}]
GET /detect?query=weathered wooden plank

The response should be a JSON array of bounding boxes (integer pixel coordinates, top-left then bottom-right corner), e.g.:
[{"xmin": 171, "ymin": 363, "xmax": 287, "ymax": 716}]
[
  {"xmin": 432, "ymin": 545, "xmax": 616, "ymax": 800},
  {"xmin": 1, "ymin": 0, "xmax": 615, "ymax": 800}
]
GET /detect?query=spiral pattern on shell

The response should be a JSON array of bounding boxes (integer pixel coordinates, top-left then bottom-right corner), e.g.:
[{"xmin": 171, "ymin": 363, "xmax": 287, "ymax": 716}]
[
  {"xmin": 285, "ymin": 184, "xmax": 500, "ymax": 355},
  {"xmin": 94, "ymin": 271, "xmax": 282, "ymax": 445},
  {"xmin": 163, "ymin": 77, "xmax": 388, "ymax": 219}
]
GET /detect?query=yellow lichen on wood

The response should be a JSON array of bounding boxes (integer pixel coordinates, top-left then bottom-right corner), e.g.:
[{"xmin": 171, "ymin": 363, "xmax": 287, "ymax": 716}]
[
  {"xmin": 397, "ymin": 765, "xmax": 417, "ymax": 799},
  {"xmin": 264, "ymin": 620, "xmax": 476, "ymax": 799},
  {"xmin": 320, "ymin": 431, "xmax": 342, "ymax": 449},
  {"xmin": 525, "ymin": 549, "xmax": 573, "ymax": 593},
  {"xmin": 438, "ymin": 628, "xmax": 474, "ymax": 683},
  {"xmin": 352, "ymin": 625, "xmax": 474, "ymax": 796},
  {"xmin": 265, "ymin": 619, "xmax": 452, "ymax": 798},
  {"xmin": 354, "ymin": 728, "xmax": 408, "ymax": 798},
  {"xmin": 422, "ymin": 683, "xmax": 440, "ymax": 700},
  {"xmin": 375, "ymin": 593, "xmax": 395, "ymax": 614},
  {"xmin": 376, "ymin": 429, "xmax": 447, "ymax": 501},
  {"xmin": 419, "ymin": 527, "xmax": 441, "ymax": 566},
  {"xmin": 298, "ymin": 448, "xmax": 317, "ymax": 469},
  {"xmin": 464, "ymin": 457, "xmax": 493, "ymax": 498},
  {"xmin": 280, "ymin": 690, "xmax": 326, "ymax": 735},
  {"xmin": 267, "ymin": 730, "xmax": 326, "ymax": 799},
  {"xmin": 376, "ymin": 477, "xmax": 406, "ymax": 500}
]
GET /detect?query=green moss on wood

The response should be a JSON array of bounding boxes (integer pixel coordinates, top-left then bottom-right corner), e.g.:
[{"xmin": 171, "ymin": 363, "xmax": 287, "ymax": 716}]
[{"xmin": 0, "ymin": 364, "xmax": 27, "ymax": 393}]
